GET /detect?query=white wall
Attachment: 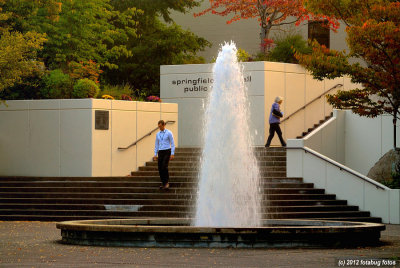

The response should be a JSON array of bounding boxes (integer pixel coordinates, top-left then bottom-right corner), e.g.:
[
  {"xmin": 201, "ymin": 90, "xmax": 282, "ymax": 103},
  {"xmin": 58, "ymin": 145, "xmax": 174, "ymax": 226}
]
[
  {"xmin": 288, "ymin": 109, "xmax": 400, "ymax": 224},
  {"xmin": 161, "ymin": 61, "xmax": 354, "ymax": 147},
  {"xmin": 287, "ymin": 143, "xmax": 400, "ymax": 224},
  {"xmin": 0, "ymin": 99, "xmax": 178, "ymax": 177},
  {"xmin": 304, "ymin": 109, "xmax": 400, "ymax": 176},
  {"xmin": 344, "ymin": 112, "xmax": 399, "ymax": 175}
]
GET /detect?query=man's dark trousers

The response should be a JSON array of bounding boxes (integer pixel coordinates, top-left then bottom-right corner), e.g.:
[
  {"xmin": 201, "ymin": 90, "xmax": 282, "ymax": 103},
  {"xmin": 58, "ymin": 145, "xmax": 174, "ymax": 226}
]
[
  {"xmin": 158, "ymin": 149, "xmax": 171, "ymax": 185},
  {"xmin": 265, "ymin": 123, "xmax": 286, "ymax": 147}
]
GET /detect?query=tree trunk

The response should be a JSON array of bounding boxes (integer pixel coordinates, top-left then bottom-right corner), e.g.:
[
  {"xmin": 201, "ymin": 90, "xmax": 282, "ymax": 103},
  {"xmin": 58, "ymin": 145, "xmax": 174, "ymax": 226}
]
[
  {"xmin": 394, "ymin": 111, "xmax": 398, "ymax": 150},
  {"xmin": 260, "ymin": 24, "xmax": 272, "ymax": 54}
]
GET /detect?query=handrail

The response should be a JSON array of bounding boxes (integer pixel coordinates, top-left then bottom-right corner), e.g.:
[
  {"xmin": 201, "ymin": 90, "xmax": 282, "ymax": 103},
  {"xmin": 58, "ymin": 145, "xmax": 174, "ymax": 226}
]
[
  {"xmin": 286, "ymin": 146, "xmax": 389, "ymax": 190},
  {"xmin": 118, "ymin": 120, "xmax": 176, "ymax": 150},
  {"xmin": 281, "ymin": 83, "xmax": 343, "ymax": 123}
]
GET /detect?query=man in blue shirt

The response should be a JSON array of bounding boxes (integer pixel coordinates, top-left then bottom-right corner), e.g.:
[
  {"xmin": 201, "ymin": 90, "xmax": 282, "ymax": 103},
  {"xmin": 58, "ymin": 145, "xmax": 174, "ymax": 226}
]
[
  {"xmin": 265, "ymin": 96, "xmax": 286, "ymax": 147},
  {"xmin": 153, "ymin": 120, "xmax": 175, "ymax": 189}
]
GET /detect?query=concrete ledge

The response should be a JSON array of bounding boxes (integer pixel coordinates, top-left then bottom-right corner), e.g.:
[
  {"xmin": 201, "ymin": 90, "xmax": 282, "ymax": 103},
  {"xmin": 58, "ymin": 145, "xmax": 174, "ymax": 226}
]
[{"xmin": 57, "ymin": 218, "xmax": 385, "ymax": 248}]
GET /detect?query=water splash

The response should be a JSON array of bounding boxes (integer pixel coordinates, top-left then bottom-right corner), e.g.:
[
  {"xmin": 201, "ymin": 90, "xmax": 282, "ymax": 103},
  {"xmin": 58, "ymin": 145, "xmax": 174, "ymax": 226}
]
[{"xmin": 194, "ymin": 42, "xmax": 262, "ymax": 227}]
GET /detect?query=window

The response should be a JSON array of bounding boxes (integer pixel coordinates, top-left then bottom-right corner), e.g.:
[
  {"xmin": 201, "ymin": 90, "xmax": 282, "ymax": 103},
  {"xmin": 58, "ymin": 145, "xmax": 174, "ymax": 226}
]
[{"xmin": 308, "ymin": 21, "xmax": 330, "ymax": 48}]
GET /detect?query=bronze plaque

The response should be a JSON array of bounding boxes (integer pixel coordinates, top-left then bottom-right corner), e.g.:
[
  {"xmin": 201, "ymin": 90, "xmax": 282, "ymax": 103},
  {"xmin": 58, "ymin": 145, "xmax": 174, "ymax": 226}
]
[{"xmin": 95, "ymin": 110, "xmax": 109, "ymax": 130}]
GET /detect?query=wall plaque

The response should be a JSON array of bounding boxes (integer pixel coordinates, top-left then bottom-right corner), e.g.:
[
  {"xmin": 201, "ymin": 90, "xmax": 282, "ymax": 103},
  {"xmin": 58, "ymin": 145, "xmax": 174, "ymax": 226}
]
[{"xmin": 95, "ymin": 110, "xmax": 109, "ymax": 130}]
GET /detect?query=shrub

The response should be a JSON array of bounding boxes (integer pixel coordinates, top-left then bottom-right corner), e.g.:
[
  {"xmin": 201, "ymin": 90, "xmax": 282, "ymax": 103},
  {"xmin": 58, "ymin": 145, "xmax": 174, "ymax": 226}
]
[
  {"xmin": 99, "ymin": 83, "xmax": 134, "ymax": 100},
  {"xmin": 121, "ymin": 94, "xmax": 133, "ymax": 101},
  {"xmin": 146, "ymin": 95, "xmax": 161, "ymax": 102},
  {"xmin": 268, "ymin": 34, "xmax": 311, "ymax": 64},
  {"xmin": 237, "ymin": 48, "xmax": 251, "ymax": 62},
  {"xmin": 72, "ymin": 78, "xmax": 100, "ymax": 98},
  {"xmin": 40, "ymin": 69, "xmax": 73, "ymax": 99},
  {"xmin": 388, "ymin": 160, "xmax": 400, "ymax": 189},
  {"xmin": 102, "ymin": 94, "xmax": 115, "ymax": 100}
]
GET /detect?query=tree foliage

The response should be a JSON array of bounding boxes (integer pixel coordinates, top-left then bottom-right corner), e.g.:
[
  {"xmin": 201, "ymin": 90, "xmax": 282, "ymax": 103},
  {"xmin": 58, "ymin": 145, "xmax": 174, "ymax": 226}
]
[
  {"xmin": 195, "ymin": 0, "xmax": 338, "ymax": 53},
  {"xmin": 0, "ymin": 0, "xmax": 209, "ymax": 98},
  {"xmin": 296, "ymin": 0, "xmax": 400, "ymax": 147},
  {"xmin": 0, "ymin": 0, "xmax": 47, "ymax": 93},
  {"xmin": 103, "ymin": 0, "xmax": 210, "ymax": 95}
]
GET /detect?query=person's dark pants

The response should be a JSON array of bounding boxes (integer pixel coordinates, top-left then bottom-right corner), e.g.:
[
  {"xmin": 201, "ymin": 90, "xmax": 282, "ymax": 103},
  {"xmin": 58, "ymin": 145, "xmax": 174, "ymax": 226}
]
[
  {"xmin": 158, "ymin": 149, "xmax": 171, "ymax": 185},
  {"xmin": 265, "ymin": 123, "xmax": 286, "ymax": 147}
]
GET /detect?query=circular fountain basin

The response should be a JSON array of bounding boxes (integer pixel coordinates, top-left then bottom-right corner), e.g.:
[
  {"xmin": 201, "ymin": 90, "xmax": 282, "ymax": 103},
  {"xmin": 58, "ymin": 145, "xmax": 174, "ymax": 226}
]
[{"xmin": 56, "ymin": 218, "xmax": 385, "ymax": 248}]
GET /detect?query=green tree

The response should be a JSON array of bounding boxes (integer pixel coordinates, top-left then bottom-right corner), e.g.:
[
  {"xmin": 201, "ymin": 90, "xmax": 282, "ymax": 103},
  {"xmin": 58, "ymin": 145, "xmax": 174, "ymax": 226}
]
[
  {"xmin": 104, "ymin": 0, "xmax": 210, "ymax": 96},
  {"xmin": 1, "ymin": 0, "xmax": 140, "ymax": 70},
  {"xmin": 0, "ymin": 0, "xmax": 47, "ymax": 93},
  {"xmin": 296, "ymin": 0, "xmax": 400, "ymax": 148}
]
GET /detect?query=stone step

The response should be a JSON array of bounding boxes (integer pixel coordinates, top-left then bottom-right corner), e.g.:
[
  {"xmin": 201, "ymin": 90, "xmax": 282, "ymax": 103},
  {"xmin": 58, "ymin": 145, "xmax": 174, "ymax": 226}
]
[
  {"xmin": 130, "ymin": 171, "xmax": 287, "ymax": 177},
  {"xmin": 138, "ymin": 166, "xmax": 286, "ymax": 172},
  {"xmin": 0, "ymin": 146, "xmax": 380, "ymax": 223},
  {"xmin": 174, "ymin": 147, "xmax": 285, "ymax": 153},
  {"xmin": 0, "ymin": 181, "xmax": 313, "ymax": 189},
  {"xmin": 0, "ymin": 214, "xmax": 381, "ymax": 223},
  {"xmin": 0, "ymin": 176, "xmax": 141, "ymax": 181},
  {"xmin": 171, "ymin": 156, "xmax": 287, "ymax": 162},
  {"xmin": 0, "ymin": 198, "xmax": 346, "ymax": 206},
  {"xmin": 0, "ymin": 176, "xmax": 305, "ymax": 184},
  {"xmin": 173, "ymin": 151, "xmax": 286, "ymax": 157},
  {"xmin": 0, "ymin": 192, "xmax": 334, "ymax": 200},
  {"xmin": 0, "ymin": 187, "xmax": 324, "ymax": 194},
  {"xmin": 267, "ymin": 194, "xmax": 336, "ymax": 200},
  {"xmin": 145, "ymin": 160, "xmax": 287, "ymax": 167},
  {"xmin": 0, "ymin": 204, "xmax": 359, "ymax": 212},
  {"xmin": 310, "ymin": 217, "xmax": 382, "ymax": 223},
  {"xmin": 0, "ymin": 209, "xmax": 369, "ymax": 219}
]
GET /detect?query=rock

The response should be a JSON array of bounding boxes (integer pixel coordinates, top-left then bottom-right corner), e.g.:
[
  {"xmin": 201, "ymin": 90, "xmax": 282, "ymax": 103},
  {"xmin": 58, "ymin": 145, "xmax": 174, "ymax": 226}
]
[{"xmin": 367, "ymin": 149, "xmax": 400, "ymax": 184}]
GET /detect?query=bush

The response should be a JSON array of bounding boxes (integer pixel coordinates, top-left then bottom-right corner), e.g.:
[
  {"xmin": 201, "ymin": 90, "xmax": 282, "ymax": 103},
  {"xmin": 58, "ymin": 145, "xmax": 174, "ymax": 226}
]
[
  {"xmin": 237, "ymin": 48, "xmax": 251, "ymax": 62},
  {"xmin": 146, "ymin": 95, "xmax": 161, "ymax": 102},
  {"xmin": 99, "ymin": 83, "xmax": 134, "ymax": 100},
  {"xmin": 388, "ymin": 160, "xmax": 400, "ymax": 189},
  {"xmin": 268, "ymin": 34, "xmax": 311, "ymax": 64},
  {"xmin": 72, "ymin": 78, "xmax": 100, "ymax": 98},
  {"xmin": 40, "ymin": 69, "xmax": 73, "ymax": 99},
  {"xmin": 0, "ymin": 69, "xmax": 45, "ymax": 100}
]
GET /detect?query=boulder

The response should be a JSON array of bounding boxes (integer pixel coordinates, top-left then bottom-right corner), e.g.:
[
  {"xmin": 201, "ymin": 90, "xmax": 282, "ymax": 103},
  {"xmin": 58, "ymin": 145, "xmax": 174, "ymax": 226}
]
[{"xmin": 367, "ymin": 149, "xmax": 400, "ymax": 184}]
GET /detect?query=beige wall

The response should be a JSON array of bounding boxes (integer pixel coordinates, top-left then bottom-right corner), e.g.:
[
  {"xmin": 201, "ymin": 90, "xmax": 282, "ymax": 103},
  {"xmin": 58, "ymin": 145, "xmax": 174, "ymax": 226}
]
[
  {"xmin": 0, "ymin": 99, "xmax": 178, "ymax": 177},
  {"xmin": 161, "ymin": 61, "xmax": 354, "ymax": 147},
  {"xmin": 170, "ymin": 2, "xmax": 350, "ymax": 62}
]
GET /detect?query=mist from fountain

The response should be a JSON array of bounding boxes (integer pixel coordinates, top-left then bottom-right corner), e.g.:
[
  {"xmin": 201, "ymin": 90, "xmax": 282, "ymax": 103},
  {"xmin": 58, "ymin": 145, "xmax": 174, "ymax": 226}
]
[{"xmin": 193, "ymin": 42, "xmax": 262, "ymax": 227}]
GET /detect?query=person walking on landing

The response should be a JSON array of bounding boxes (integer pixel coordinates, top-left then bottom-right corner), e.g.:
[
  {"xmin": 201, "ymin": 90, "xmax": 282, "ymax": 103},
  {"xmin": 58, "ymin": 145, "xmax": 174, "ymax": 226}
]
[
  {"xmin": 154, "ymin": 120, "xmax": 175, "ymax": 189},
  {"xmin": 265, "ymin": 96, "xmax": 287, "ymax": 147}
]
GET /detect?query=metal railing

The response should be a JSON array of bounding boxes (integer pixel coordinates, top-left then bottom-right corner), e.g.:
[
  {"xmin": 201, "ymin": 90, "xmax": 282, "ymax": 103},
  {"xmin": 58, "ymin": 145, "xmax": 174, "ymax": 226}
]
[
  {"xmin": 281, "ymin": 83, "xmax": 343, "ymax": 123},
  {"xmin": 118, "ymin": 120, "xmax": 176, "ymax": 151},
  {"xmin": 286, "ymin": 146, "xmax": 388, "ymax": 190}
]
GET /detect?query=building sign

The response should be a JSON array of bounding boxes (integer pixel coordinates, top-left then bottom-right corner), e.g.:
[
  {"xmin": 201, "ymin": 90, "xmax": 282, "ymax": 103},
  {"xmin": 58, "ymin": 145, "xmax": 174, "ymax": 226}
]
[
  {"xmin": 95, "ymin": 110, "xmax": 109, "ymax": 130},
  {"xmin": 164, "ymin": 74, "xmax": 253, "ymax": 98}
]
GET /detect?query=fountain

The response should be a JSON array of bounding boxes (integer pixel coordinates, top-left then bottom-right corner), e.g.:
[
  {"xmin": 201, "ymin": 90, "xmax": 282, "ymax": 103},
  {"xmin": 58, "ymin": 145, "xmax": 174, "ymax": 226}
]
[
  {"xmin": 57, "ymin": 43, "xmax": 385, "ymax": 248},
  {"xmin": 194, "ymin": 42, "xmax": 261, "ymax": 227}
]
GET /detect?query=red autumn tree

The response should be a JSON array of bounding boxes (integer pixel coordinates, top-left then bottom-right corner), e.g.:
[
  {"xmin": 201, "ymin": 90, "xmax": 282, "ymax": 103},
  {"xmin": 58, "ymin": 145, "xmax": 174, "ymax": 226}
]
[
  {"xmin": 295, "ymin": 0, "xmax": 400, "ymax": 148},
  {"xmin": 195, "ymin": 0, "xmax": 339, "ymax": 53}
]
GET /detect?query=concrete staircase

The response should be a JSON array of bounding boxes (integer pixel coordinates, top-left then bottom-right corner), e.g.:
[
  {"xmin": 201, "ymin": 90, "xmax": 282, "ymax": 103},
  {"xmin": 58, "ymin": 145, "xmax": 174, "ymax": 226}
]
[
  {"xmin": 0, "ymin": 147, "xmax": 381, "ymax": 222},
  {"xmin": 296, "ymin": 113, "xmax": 333, "ymax": 139}
]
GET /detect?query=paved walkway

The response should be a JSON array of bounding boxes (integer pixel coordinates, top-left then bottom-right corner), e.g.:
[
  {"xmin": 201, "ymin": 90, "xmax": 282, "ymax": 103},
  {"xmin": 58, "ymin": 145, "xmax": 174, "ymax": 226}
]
[{"xmin": 0, "ymin": 221, "xmax": 399, "ymax": 267}]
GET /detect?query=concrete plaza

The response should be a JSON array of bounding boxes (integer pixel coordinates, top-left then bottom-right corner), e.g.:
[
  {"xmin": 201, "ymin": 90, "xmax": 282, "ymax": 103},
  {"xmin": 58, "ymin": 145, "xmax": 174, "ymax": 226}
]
[{"xmin": 0, "ymin": 221, "xmax": 399, "ymax": 267}]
